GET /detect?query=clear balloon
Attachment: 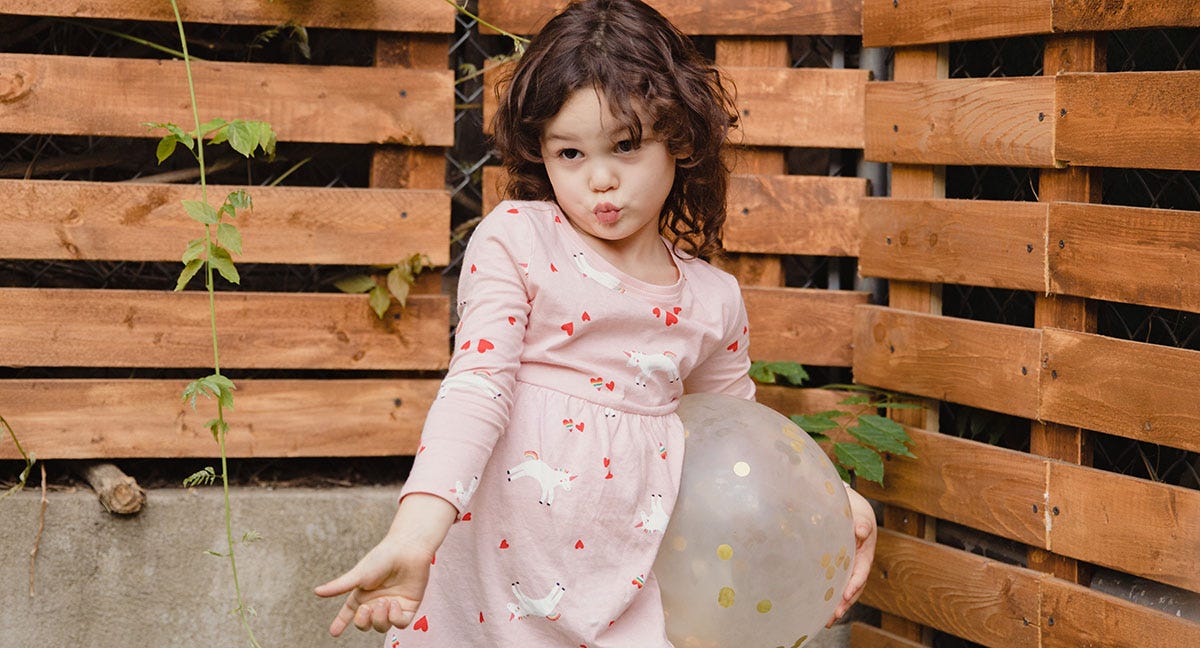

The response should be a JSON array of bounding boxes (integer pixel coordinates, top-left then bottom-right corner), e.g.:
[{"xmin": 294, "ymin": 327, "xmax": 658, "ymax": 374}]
[{"xmin": 656, "ymin": 393, "xmax": 856, "ymax": 648}]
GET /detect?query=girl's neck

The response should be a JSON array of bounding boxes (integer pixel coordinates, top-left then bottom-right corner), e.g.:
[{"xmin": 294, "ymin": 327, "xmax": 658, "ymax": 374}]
[{"xmin": 566, "ymin": 215, "xmax": 680, "ymax": 286}]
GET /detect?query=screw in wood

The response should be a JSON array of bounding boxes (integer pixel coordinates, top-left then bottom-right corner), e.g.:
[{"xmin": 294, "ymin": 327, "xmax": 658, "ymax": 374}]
[
  {"xmin": 393, "ymin": 398, "xmax": 403, "ymax": 407},
  {"xmin": 400, "ymin": 89, "xmax": 408, "ymax": 98},
  {"xmin": 1059, "ymin": 239, "xmax": 1065, "ymax": 249},
  {"xmin": 1038, "ymin": 112, "xmax": 1045, "ymax": 122},
  {"xmin": 1052, "ymin": 506, "xmax": 1060, "ymax": 516},
  {"xmin": 741, "ymin": 207, "xmax": 750, "ymax": 216},
  {"xmin": 1060, "ymin": 108, "xmax": 1067, "ymax": 117},
  {"xmin": 1032, "ymin": 504, "xmax": 1039, "ymax": 513},
  {"xmin": 1048, "ymin": 616, "xmax": 1055, "ymax": 627},
  {"xmin": 1021, "ymin": 366, "xmax": 1028, "ymax": 375},
  {"xmin": 1051, "ymin": 370, "xmax": 1058, "ymax": 380},
  {"xmin": 892, "ymin": 124, "xmax": 898, "ymax": 132},
  {"xmin": 1027, "ymin": 243, "xmax": 1034, "ymax": 253}
]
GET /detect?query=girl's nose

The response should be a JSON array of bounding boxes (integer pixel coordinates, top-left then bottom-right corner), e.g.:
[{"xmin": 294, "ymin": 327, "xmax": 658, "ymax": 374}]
[{"xmin": 588, "ymin": 163, "xmax": 618, "ymax": 192}]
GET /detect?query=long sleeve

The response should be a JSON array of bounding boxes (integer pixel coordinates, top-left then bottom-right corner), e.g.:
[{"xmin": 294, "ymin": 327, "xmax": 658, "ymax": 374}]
[
  {"xmin": 399, "ymin": 204, "xmax": 534, "ymax": 514},
  {"xmin": 681, "ymin": 272, "xmax": 756, "ymax": 401}
]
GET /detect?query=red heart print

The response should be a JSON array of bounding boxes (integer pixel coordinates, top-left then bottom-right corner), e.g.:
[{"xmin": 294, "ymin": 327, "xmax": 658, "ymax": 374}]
[
  {"xmin": 605, "ymin": 381, "xmax": 615, "ymax": 391},
  {"xmin": 575, "ymin": 539, "xmax": 585, "ymax": 549},
  {"xmin": 507, "ymin": 208, "xmax": 519, "ymax": 214},
  {"xmin": 727, "ymin": 341, "xmax": 739, "ymax": 352},
  {"xmin": 664, "ymin": 312, "xmax": 678, "ymax": 326},
  {"xmin": 673, "ymin": 306, "xmax": 681, "ymax": 314},
  {"xmin": 508, "ymin": 316, "xmax": 516, "ymax": 325},
  {"xmin": 480, "ymin": 612, "xmax": 485, "ymax": 623},
  {"xmin": 430, "ymin": 553, "xmax": 436, "ymax": 565},
  {"xmin": 743, "ymin": 325, "xmax": 748, "ymax": 334},
  {"xmin": 603, "ymin": 457, "xmax": 610, "ymax": 467},
  {"xmin": 461, "ymin": 512, "xmax": 472, "ymax": 521},
  {"xmin": 477, "ymin": 339, "xmax": 495, "ymax": 353},
  {"xmin": 554, "ymin": 214, "xmax": 562, "ymax": 223},
  {"xmin": 581, "ymin": 311, "xmax": 591, "ymax": 321},
  {"xmin": 575, "ymin": 422, "xmax": 585, "ymax": 432},
  {"xmin": 413, "ymin": 616, "xmax": 429, "ymax": 632},
  {"xmin": 499, "ymin": 539, "xmax": 509, "ymax": 549},
  {"xmin": 605, "ymin": 471, "xmax": 613, "ymax": 479},
  {"xmin": 652, "ymin": 307, "xmax": 661, "ymax": 317},
  {"xmin": 418, "ymin": 445, "xmax": 426, "ymax": 454},
  {"xmin": 460, "ymin": 340, "xmax": 471, "ymax": 350},
  {"xmin": 551, "ymin": 263, "xmax": 559, "ymax": 272},
  {"xmin": 561, "ymin": 322, "xmax": 574, "ymax": 335},
  {"xmin": 470, "ymin": 264, "xmax": 477, "ymax": 273}
]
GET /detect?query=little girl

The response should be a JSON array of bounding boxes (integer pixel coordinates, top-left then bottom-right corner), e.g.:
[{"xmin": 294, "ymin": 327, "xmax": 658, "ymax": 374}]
[{"xmin": 316, "ymin": 1, "xmax": 877, "ymax": 645}]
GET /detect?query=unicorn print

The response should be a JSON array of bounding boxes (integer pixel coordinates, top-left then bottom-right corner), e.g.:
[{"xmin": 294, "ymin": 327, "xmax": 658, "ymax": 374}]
[
  {"xmin": 438, "ymin": 370, "xmax": 503, "ymax": 400},
  {"xmin": 635, "ymin": 493, "xmax": 669, "ymax": 533},
  {"xmin": 506, "ymin": 451, "xmax": 577, "ymax": 505},
  {"xmin": 571, "ymin": 252, "xmax": 624, "ymax": 293},
  {"xmin": 507, "ymin": 580, "xmax": 566, "ymax": 621},
  {"xmin": 624, "ymin": 350, "xmax": 680, "ymax": 387},
  {"xmin": 450, "ymin": 475, "xmax": 479, "ymax": 509}
]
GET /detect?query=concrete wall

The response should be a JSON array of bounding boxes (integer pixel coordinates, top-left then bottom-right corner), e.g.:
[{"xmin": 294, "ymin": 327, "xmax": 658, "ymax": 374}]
[{"xmin": 0, "ymin": 486, "xmax": 855, "ymax": 648}]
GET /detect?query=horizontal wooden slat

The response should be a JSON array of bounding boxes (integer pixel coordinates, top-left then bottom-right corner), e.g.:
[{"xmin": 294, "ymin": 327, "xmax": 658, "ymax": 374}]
[
  {"xmin": 859, "ymin": 198, "xmax": 1047, "ymax": 291},
  {"xmin": 0, "ymin": 53, "xmax": 453, "ymax": 146},
  {"xmin": 1041, "ymin": 572, "xmax": 1200, "ymax": 648},
  {"xmin": 484, "ymin": 66, "xmax": 868, "ymax": 149},
  {"xmin": 863, "ymin": 529, "xmax": 1042, "ymax": 647},
  {"xmin": 0, "ymin": 379, "xmax": 434, "ymax": 459},
  {"xmin": 1, "ymin": 179, "xmax": 450, "ymax": 266},
  {"xmin": 863, "ymin": 0, "xmax": 1049, "ymax": 47},
  {"xmin": 477, "ymin": 0, "xmax": 862, "ymax": 36},
  {"xmin": 723, "ymin": 174, "xmax": 866, "ymax": 257},
  {"xmin": 0, "ymin": 288, "xmax": 449, "ymax": 370},
  {"xmin": 850, "ymin": 622, "xmax": 930, "ymax": 648},
  {"xmin": 1052, "ymin": 0, "xmax": 1200, "ymax": 33},
  {"xmin": 1050, "ymin": 202, "xmax": 1200, "ymax": 313},
  {"xmin": 0, "ymin": 0, "xmax": 456, "ymax": 32},
  {"xmin": 1050, "ymin": 462, "xmax": 1200, "ymax": 594},
  {"xmin": 853, "ymin": 305, "xmax": 1041, "ymax": 419},
  {"xmin": 1055, "ymin": 71, "xmax": 1200, "ymax": 171},
  {"xmin": 753, "ymin": 386, "xmax": 866, "ymax": 424},
  {"xmin": 745, "ymin": 287, "xmax": 869, "ymax": 367},
  {"xmin": 865, "ymin": 77, "xmax": 1055, "ymax": 167},
  {"xmin": 1041, "ymin": 329, "xmax": 1200, "ymax": 452}
]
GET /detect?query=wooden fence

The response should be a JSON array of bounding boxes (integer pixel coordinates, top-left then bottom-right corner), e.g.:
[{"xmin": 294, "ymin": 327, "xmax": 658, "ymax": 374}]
[{"xmin": 1, "ymin": 1, "xmax": 1199, "ymax": 647}]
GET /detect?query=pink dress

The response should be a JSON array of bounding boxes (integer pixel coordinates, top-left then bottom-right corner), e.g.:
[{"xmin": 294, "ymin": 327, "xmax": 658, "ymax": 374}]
[{"xmin": 394, "ymin": 200, "xmax": 754, "ymax": 647}]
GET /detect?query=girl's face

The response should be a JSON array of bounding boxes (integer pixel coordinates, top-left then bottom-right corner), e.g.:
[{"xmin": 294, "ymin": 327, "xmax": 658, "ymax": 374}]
[{"xmin": 540, "ymin": 88, "xmax": 679, "ymax": 256}]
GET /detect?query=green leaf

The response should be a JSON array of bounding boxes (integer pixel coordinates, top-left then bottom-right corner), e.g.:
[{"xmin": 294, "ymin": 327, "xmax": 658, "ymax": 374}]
[
  {"xmin": 368, "ymin": 285, "xmax": 391, "ymax": 319},
  {"xmin": 748, "ymin": 361, "xmax": 808, "ymax": 386},
  {"xmin": 183, "ymin": 466, "xmax": 216, "ymax": 487},
  {"xmin": 748, "ymin": 361, "xmax": 775, "ymax": 383},
  {"xmin": 386, "ymin": 266, "xmax": 411, "ymax": 307},
  {"xmin": 807, "ymin": 431, "xmax": 832, "ymax": 444},
  {"xmin": 183, "ymin": 200, "xmax": 219, "ymax": 225},
  {"xmin": 334, "ymin": 274, "xmax": 377, "ymax": 294},
  {"xmin": 181, "ymin": 378, "xmax": 213, "ymax": 409},
  {"xmin": 226, "ymin": 120, "xmax": 257, "ymax": 157},
  {"xmin": 195, "ymin": 118, "xmax": 228, "ymax": 138},
  {"xmin": 175, "ymin": 258, "xmax": 204, "ymax": 291},
  {"xmin": 253, "ymin": 121, "xmax": 277, "ymax": 158},
  {"xmin": 790, "ymin": 413, "xmax": 839, "ymax": 434},
  {"xmin": 848, "ymin": 414, "xmax": 916, "ymax": 458},
  {"xmin": 182, "ymin": 237, "xmax": 207, "ymax": 264},
  {"xmin": 209, "ymin": 245, "xmax": 240, "ymax": 285},
  {"xmin": 225, "ymin": 189, "xmax": 252, "ymax": 211},
  {"xmin": 241, "ymin": 530, "xmax": 263, "ymax": 544},
  {"xmin": 155, "ymin": 136, "xmax": 178, "ymax": 164},
  {"xmin": 879, "ymin": 402, "xmax": 925, "ymax": 411},
  {"xmin": 210, "ymin": 128, "xmax": 229, "ymax": 146},
  {"xmin": 840, "ymin": 395, "xmax": 873, "ymax": 406},
  {"xmin": 217, "ymin": 223, "xmax": 242, "ymax": 255},
  {"xmin": 834, "ymin": 443, "xmax": 884, "ymax": 485},
  {"xmin": 163, "ymin": 123, "xmax": 194, "ymax": 150}
]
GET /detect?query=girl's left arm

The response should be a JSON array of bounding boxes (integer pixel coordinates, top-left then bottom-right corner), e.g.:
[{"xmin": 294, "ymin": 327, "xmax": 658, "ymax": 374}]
[{"xmin": 681, "ymin": 273, "xmax": 755, "ymax": 400}]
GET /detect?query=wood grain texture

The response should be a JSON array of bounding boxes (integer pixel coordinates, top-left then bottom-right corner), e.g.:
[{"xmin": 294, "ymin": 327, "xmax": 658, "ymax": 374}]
[
  {"xmin": 1049, "ymin": 462, "xmax": 1200, "ymax": 594},
  {"xmin": 476, "ymin": 0, "xmax": 862, "ymax": 36},
  {"xmin": 859, "ymin": 198, "xmax": 1047, "ymax": 291},
  {"xmin": 722, "ymin": 174, "xmax": 866, "ymax": 256},
  {"xmin": 0, "ymin": 53, "xmax": 453, "ymax": 146},
  {"xmin": 849, "ymin": 622, "xmax": 928, "ymax": 648},
  {"xmin": 1052, "ymin": 0, "xmax": 1200, "ymax": 32},
  {"xmin": 863, "ymin": 529, "xmax": 1042, "ymax": 647},
  {"xmin": 1040, "ymin": 329, "xmax": 1200, "ymax": 452},
  {"xmin": 0, "ymin": 0, "xmax": 456, "ymax": 32},
  {"xmin": 863, "ymin": 0, "xmax": 1049, "ymax": 47},
  {"xmin": 1055, "ymin": 71, "xmax": 1200, "ymax": 171},
  {"xmin": 729, "ymin": 67, "xmax": 868, "ymax": 149},
  {"xmin": 0, "ymin": 379, "xmax": 434, "ymax": 459},
  {"xmin": 865, "ymin": 76, "xmax": 1055, "ymax": 166},
  {"xmin": 1041, "ymin": 574, "xmax": 1200, "ymax": 647},
  {"xmin": 744, "ymin": 287, "xmax": 869, "ymax": 367},
  {"xmin": 853, "ymin": 305, "xmax": 1041, "ymax": 419},
  {"xmin": 0, "ymin": 288, "xmax": 449, "ymax": 370},
  {"xmin": 0, "ymin": 179, "xmax": 450, "ymax": 266},
  {"xmin": 1049, "ymin": 201, "xmax": 1200, "ymax": 313}
]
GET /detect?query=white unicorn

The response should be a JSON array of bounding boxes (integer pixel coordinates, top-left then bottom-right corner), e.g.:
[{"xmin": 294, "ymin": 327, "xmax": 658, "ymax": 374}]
[
  {"xmin": 506, "ymin": 451, "xmax": 577, "ymax": 505},
  {"xmin": 450, "ymin": 475, "xmax": 479, "ymax": 509},
  {"xmin": 635, "ymin": 493, "xmax": 670, "ymax": 533},
  {"xmin": 507, "ymin": 580, "xmax": 566, "ymax": 621},
  {"xmin": 571, "ymin": 252, "xmax": 624, "ymax": 293},
  {"xmin": 437, "ymin": 371, "xmax": 502, "ymax": 400},
  {"xmin": 625, "ymin": 350, "xmax": 680, "ymax": 387}
]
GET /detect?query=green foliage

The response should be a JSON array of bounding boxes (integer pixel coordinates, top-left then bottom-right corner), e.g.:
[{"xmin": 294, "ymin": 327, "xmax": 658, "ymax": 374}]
[
  {"xmin": 184, "ymin": 466, "xmax": 217, "ymax": 488},
  {"xmin": 748, "ymin": 360, "xmax": 809, "ymax": 386},
  {"xmin": 1, "ymin": 415, "xmax": 36, "ymax": 503},
  {"xmin": 336, "ymin": 253, "xmax": 433, "ymax": 319}
]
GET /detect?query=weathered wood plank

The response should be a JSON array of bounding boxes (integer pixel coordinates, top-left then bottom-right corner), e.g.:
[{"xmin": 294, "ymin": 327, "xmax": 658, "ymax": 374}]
[
  {"xmin": 859, "ymin": 198, "xmax": 1047, "ymax": 291},
  {"xmin": 476, "ymin": 0, "xmax": 862, "ymax": 36},
  {"xmin": 853, "ymin": 305, "xmax": 1041, "ymax": 419},
  {"xmin": 1049, "ymin": 462, "xmax": 1200, "ymax": 594},
  {"xmin": 1055, "ymin": 71, "xmax": 1200, "ymax": 171},
  {"xmin": 0, "ymin": 0, "xmax": 456, "ymax": 32},
  {"xmin": 849, "ymin": 623, "xmax": 928, "ymax": 648},
  {"xmin": 1040, "ymin": 329, "xmax": 1200, "ymax": 452},
  {"xmin": 0, "ymin": 288, "xmax": 450, "ymax": 370},
  {"xmin": 0, "ymin": 379, "xmax": 435, "ymax": 459},
  {"xmin": 744, "ymin": 287, "xmax": 869, "ymax": 368},
  {"xmin": 1041, "ymin": 572, "xmax": 1200, "ymax": 648},
  {"xmin": 0, "ymin": 179, "xmax": 450, "ymax": 266},
  {"xmin": 1052, "ymin": 0, "xmax": 1200, "ymax": 32},
  {"xmin": 863, "ymin": 0, "xmax": 1049, "ymax": 47},
  {"xmin": 862, "ymin": 529, "xmax": 1042, "ymax": 647},
  {"xmin": 865, "ymin": 77, "xmax": 1055, "ymax": 167},
  {"xmin": 723, "ymin": 174, "xmax": 866, "ymax": 257},
  {"xmin": 1050, "ymin": 201, "xmax": 1200, "ymax": 313},
  {"xmin": 0, "ymin": 53, "xmax": 453, "ymax": 146}
]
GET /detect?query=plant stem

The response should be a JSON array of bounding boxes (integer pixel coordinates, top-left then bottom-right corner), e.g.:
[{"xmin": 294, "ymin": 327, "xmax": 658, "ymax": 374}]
[
  {"xmin": 441, "ymin": 0, "xmax": 530, "ymax": 44},
  {"xmin": 1, "ymin": 415, "xmax": 35, "ymax": 502}
]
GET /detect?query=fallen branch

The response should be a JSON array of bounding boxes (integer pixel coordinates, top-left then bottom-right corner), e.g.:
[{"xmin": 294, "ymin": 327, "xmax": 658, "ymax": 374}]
[
  {"xmin": 74, "ymin": 462, "xmax": 146, "ymax": 515},
  {"xmin": 29, "ymin": 462, "xmax": 46, "ymax": 597}
]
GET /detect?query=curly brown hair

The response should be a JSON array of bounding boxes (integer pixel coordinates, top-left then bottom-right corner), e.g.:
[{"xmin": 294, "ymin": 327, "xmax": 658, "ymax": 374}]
[{"xmin": 491, "ymin": 0, "xmax": 739, "ymax": 259}]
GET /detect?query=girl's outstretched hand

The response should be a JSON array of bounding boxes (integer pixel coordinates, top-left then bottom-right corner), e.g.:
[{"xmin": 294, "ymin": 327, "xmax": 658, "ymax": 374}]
[
  {"xmin": 314, "ymin": 493, "xmax": 457, "ymax": 637},
  {"xmin": 827, "ymin": 485, "xmax": 878, "ymax": 628}
]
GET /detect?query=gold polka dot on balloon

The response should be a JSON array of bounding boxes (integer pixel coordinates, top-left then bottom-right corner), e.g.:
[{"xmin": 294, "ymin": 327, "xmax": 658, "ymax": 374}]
[
  {"xmin": 733, "ymin": 461, "xmax": 751, "ymax": 477},
  {"xmin": 756, "ymin": 599, "xmax": 772, "ymax": 613},
  {"xmin": 717, "ymin": 544, "xmax": 733, "ymax": 560},
  {"xmin": 718, "ymin": 586, "xmax": 735, "ymax": 608},
  {"xmin": 791, "ymin": 439, "xmax": 806, "ymax": 454},
  {"xmin": 824, "ymin": 480, "xmax": 836, "ymax": 495},
  {"xmin": 672, "ymin": 535, "xmax": 688, "ymax": 552},
  {"xmin": 825, "ymin": 565, "xmax": 836, "ymax": 580},
  {"xmin": 824, "ymin": 587, "xmax": 835, "ymax": 602},
  {"xmin": 820, "ymin": 552, "xmax": 831, "ymax": 567}
]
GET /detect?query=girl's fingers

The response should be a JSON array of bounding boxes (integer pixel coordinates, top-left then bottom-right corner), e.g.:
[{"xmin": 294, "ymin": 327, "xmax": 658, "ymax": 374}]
[
  {"xmin": 370, "ymin": 600, "xmax": 394, "ymax": 633},
  {"xmin": 314, "ymin": 570, "xmax": 359, "ymax": 598},
  {"xmin": 352, "ymin": 601, "xmax": 374, "ymax": 631},
  {"xmin": 387, "ymin": 599, "xmax": 414, "ymax": 630}
]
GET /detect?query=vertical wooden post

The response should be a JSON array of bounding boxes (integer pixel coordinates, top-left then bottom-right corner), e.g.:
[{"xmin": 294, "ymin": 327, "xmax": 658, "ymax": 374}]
[
  {"xmin": 1029, "ymin": 33, "xmax": 1104, "ymax": 585},
  {"xmin": 882, "ymin": 43, "xmax": 948, "ymax": 644},
  {"xmin": 714, "ymin": 38, "xmax": 787, "ymax": 288}
]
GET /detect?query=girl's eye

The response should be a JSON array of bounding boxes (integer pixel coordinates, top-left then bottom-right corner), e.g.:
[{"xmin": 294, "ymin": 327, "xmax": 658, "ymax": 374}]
[
  {"xmin": 559, "ymin": 148, "xmax": 582, "ymax": 161},
  {"xmin": 615, "ymin": 140, "xmax": 637, "ymax": 153}
]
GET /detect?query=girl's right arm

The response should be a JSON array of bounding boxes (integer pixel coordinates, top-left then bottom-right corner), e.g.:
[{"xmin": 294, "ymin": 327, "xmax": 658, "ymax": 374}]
[{"xmin": 313, "ymin": 492, "xmax": 457, "ymax": 636}]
